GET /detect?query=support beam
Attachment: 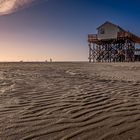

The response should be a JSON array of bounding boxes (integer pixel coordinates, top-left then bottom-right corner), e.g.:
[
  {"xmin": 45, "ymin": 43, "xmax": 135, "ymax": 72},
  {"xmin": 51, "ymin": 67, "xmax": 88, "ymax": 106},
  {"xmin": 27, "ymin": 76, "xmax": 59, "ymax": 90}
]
[{"xmin": 88, "ymin": 39, "xmax": 136, "ymax": 62}]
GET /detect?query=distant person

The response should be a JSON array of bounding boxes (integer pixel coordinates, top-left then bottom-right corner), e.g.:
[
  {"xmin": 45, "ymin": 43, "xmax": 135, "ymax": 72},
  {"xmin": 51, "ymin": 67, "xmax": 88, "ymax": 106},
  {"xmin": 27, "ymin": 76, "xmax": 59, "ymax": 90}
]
[{"xmin": 50, "ymin": 58, "xmax": 52, "ymax": 62}]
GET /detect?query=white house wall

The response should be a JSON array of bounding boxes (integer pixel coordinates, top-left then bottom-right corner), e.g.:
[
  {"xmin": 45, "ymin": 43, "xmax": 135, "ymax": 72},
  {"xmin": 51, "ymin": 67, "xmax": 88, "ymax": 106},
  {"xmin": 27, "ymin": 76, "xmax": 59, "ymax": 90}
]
[{"xmin": 97, "ymin": 23, "xmax": 120, "ymax": 40}]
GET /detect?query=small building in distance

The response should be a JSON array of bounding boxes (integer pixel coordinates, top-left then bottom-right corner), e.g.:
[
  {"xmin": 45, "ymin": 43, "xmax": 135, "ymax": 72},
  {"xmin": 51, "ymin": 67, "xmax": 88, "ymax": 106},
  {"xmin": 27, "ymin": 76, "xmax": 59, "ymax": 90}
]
[{"xmin": 88, "ymin": 21, "xmax": 140, "ymax": 62}]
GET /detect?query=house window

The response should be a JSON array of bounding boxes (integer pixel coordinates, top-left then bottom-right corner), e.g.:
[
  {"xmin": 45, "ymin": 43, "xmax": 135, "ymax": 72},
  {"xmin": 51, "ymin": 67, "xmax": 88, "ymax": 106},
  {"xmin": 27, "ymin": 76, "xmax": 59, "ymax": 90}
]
[{"xmin": 99, "ymin": 28, "xmax": 105, "ymax": 34}]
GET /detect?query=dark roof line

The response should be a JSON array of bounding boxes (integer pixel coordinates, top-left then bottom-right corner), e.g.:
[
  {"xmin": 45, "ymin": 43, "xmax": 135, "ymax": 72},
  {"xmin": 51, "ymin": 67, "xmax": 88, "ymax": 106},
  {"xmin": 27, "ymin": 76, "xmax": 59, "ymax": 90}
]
[{"xmin": 97, "ymin": 21, "xmax": 125, "ymax": 31}]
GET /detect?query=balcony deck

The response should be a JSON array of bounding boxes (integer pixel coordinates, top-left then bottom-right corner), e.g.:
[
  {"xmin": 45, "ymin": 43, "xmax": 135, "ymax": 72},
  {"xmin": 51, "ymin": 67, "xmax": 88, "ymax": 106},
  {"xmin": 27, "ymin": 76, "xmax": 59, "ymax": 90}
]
[
  {"xmin": 118, "ymin": 32, "xmax": 140, "ymax": 44},
  {"xmin": 88, "ymin": 34, "xmax": 98, "ymax": 43},
  {"xmin": 88, "ymin": 32, "xmax": 140, "ymax": 44}
]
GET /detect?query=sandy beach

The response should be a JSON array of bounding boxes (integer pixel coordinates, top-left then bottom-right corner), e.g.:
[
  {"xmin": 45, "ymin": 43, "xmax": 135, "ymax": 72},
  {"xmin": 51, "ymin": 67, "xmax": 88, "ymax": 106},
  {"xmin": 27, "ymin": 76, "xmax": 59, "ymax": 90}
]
[{"xmin": 0, "ymin": 62, "xmax": 140, "ymax": 140}]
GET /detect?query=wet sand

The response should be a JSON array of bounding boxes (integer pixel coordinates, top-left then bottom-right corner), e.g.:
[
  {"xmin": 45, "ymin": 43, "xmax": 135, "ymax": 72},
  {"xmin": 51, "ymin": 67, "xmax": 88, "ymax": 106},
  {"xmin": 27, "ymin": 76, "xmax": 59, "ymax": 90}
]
[{"xmin": 0, "ymin": 62, "xmax": 140, "ymax": 140}]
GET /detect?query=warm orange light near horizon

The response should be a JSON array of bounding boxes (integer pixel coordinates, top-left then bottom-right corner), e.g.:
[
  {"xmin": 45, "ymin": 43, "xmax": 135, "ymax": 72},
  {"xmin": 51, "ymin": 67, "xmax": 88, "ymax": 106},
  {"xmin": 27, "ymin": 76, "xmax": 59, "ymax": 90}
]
[{"xmin": 0, "ymin": 37, "xmax": 87, "ymax": 62}]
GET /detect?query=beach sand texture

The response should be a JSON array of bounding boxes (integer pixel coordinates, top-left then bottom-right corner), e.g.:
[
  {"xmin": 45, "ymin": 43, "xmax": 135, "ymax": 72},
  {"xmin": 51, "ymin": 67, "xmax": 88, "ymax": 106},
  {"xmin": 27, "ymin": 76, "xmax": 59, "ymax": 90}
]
[{"xmin": 0, "ymin": 62, "xmax": 140, "ymax": 140}]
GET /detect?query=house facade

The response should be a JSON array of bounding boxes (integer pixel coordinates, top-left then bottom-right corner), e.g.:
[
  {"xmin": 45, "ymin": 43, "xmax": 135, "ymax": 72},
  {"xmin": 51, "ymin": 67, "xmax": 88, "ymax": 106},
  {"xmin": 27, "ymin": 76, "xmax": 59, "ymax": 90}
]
[{"xmin": 97, "ymin": 22, "xmax": 124, "ymax": 40}]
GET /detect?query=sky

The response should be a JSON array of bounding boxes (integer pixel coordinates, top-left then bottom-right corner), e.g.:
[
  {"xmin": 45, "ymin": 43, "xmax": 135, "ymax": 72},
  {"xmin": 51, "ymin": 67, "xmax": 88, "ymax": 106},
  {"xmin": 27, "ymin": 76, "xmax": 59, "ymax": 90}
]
[{"xmin": 0, "ymin": 0, "xmax": 140, "ymax": 61}]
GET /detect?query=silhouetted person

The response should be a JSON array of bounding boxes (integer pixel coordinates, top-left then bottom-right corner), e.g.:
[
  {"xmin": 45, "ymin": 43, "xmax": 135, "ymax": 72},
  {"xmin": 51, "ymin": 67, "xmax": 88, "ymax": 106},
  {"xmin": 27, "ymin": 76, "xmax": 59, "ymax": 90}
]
[{"xmin": 50, "ymin": 58, "xmax": 52, "ymax": 62}]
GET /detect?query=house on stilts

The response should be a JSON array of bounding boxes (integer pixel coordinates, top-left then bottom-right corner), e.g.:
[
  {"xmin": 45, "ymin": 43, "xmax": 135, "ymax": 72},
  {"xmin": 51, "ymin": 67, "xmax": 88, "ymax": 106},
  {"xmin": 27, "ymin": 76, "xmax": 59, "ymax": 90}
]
[{"xmin": 88, "ymin": 21, "xmax": 140, "ymax": 62}]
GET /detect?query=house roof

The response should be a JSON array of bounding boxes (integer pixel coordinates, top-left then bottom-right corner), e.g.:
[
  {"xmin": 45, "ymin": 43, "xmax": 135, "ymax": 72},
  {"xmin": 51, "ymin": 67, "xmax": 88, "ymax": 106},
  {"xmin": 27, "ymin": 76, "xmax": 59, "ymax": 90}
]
[
  {"xmin": 97, "ymin": 21, "xmax": 125, "ymax": 31},
  {"xmin": 94, "ymin": 21, "xmax": 140, "ymax": 44}
]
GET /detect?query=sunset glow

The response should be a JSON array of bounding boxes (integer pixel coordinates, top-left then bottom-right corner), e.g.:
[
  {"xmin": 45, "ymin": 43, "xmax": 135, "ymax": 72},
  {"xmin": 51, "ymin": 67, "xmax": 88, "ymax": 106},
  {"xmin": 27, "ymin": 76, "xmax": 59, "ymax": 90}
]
[{"xmin": 0, "ymin": 0, "xmax": 140, "ymax": 61}]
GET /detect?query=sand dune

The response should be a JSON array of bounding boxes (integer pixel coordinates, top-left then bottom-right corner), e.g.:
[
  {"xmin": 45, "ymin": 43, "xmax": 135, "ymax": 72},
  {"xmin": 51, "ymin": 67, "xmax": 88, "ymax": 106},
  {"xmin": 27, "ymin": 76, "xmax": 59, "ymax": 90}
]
[{"xmin": 0, "ymin": 62, "xmax": 140, "ymax": 140}]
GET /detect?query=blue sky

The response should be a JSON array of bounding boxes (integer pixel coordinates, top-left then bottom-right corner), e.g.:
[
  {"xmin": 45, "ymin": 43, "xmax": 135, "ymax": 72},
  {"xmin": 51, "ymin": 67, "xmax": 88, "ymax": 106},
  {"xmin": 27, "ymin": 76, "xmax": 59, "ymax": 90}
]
[{"xmin": 0, "ymin": 0, "xmax": 140, "ymax": 61}]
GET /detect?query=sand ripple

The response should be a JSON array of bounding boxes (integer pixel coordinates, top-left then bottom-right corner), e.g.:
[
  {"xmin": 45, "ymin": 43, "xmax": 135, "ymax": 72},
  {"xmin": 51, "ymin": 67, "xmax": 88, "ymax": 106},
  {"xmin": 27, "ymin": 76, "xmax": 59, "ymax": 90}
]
[{"xmin": 0, "ymin": 62, "xmax": 140, "ymax": 140}]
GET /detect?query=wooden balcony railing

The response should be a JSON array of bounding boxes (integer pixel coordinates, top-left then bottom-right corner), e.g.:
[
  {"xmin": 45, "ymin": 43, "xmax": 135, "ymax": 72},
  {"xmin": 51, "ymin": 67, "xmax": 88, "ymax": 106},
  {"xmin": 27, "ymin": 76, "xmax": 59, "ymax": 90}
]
[
  {"xmin": 118, "ymin": 32, "xmax": 140, "ymax": 43},
  {"xmin": 88, "ymin": 34, "xmax": 98, "ymax": 42},
  {"xmin": 88, "ymin": 32, "xmax": 140, "ymax": 44}
]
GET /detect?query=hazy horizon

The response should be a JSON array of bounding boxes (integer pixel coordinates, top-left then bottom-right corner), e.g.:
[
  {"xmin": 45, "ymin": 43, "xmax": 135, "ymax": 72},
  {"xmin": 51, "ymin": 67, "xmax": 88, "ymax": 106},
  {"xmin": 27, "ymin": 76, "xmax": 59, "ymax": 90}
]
[{"xmin": 0, "ymin": 0, "xmax": 140, "ymax": 61}]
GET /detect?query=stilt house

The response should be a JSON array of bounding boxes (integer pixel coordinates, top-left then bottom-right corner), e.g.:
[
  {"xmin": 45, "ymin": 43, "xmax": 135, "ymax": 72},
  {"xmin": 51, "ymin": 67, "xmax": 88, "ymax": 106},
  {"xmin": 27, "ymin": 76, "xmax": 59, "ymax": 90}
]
[{"xmin": 88, "ymin": 21, "xmax": 140, "ymax": 62}]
